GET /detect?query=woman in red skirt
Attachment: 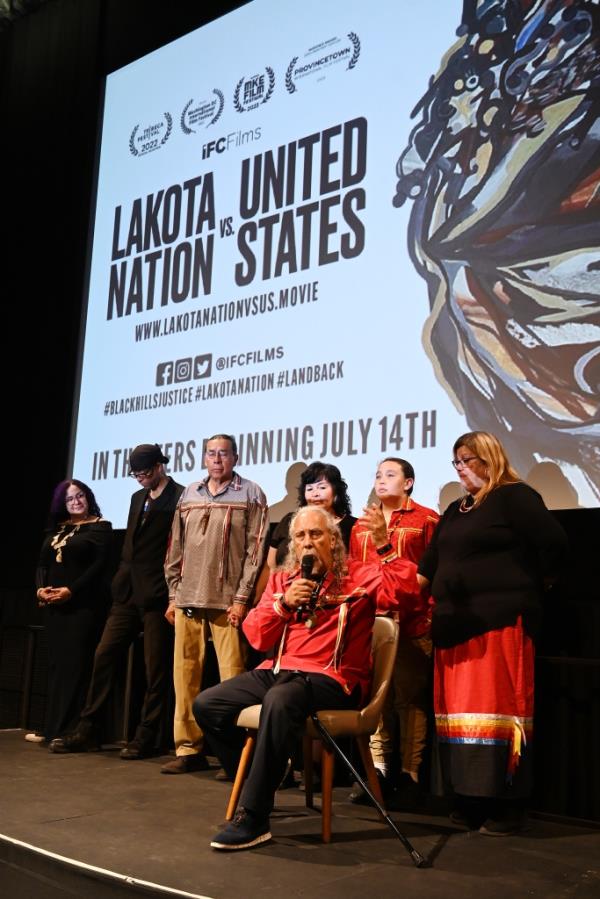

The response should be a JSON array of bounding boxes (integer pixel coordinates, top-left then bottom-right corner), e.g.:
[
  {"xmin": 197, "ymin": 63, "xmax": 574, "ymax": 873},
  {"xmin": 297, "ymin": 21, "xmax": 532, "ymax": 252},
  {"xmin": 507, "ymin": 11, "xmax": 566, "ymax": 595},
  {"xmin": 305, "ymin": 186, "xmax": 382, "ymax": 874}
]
[{"xmin": 417, "ymin": 432, "xmax": 568, "ymax": 835}]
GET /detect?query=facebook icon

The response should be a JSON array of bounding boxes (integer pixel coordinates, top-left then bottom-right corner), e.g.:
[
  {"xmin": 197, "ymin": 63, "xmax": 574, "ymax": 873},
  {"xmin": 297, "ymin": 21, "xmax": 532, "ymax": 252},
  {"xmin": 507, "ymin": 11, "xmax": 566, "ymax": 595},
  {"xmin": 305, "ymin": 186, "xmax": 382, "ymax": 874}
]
[{"xmin": 156, "ymin": 361, "xmax": 174, "ymax": 386}]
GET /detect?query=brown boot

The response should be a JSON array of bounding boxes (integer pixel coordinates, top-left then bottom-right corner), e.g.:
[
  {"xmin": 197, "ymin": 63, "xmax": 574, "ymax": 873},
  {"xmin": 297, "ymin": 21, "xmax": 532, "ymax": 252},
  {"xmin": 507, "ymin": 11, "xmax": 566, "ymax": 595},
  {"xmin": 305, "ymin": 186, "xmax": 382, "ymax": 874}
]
[{"xmin": 160, "ymin": 753, "xmax": 210, "ymax": 774}]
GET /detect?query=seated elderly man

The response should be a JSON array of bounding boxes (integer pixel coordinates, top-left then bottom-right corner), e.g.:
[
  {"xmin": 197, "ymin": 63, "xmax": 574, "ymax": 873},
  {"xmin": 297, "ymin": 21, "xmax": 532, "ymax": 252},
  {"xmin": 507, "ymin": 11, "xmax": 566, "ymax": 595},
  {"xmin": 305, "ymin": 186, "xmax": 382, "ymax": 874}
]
[{"xmin": 193, "ymin": 505, "xmax": 420, "ymax": 851}]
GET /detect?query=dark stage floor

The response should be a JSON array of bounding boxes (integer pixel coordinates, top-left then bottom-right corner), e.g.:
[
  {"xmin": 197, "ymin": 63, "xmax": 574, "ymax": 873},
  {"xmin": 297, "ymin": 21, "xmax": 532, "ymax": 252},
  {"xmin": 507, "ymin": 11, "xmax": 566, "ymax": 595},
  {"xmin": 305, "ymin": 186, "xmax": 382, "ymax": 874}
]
[{"xmin": 1, "ymin": 730, "xmax": 599, "ymax": 899}]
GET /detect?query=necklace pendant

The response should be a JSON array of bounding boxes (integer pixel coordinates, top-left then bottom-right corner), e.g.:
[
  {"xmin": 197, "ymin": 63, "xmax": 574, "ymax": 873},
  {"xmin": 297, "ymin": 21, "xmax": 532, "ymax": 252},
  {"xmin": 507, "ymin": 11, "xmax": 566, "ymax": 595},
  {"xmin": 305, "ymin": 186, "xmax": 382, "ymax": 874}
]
[
  {"xmin": 305, "ymin": 613, "xmax": 316, "ymax": 629},
  {"xmin": 51, "ymin": 523, "xmax": 80, "ymax": 563}
]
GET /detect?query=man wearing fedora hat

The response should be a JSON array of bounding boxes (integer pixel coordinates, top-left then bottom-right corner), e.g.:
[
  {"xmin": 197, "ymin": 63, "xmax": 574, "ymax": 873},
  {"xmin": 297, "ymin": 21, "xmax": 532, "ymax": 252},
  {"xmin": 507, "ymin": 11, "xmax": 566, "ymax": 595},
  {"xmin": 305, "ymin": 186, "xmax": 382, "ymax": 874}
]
[{"xmin": 49, "ymin": 443, "xmax": 184, "ymax": 758}]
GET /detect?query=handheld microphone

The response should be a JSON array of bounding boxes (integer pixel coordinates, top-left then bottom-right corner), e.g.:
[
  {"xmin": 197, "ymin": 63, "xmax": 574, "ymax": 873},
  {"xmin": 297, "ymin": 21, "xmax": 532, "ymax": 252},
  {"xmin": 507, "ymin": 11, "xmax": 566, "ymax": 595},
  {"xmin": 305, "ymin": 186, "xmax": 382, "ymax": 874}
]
[
  {"xmin": 297, "ymin": 554, "xmax": 316, "ymax": 621},
  {"xmin": 301, "ymin": 554, "xmax": 315, "ymax": 580}
]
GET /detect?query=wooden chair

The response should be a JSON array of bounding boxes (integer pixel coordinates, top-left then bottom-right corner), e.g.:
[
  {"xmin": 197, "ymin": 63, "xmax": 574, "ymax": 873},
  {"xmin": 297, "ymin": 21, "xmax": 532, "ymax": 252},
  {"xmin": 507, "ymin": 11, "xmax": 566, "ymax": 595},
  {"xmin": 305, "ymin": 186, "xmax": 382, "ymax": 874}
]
[{"xmin": 224, "ymin": 616, "xmax": 399, "ymax": 842}]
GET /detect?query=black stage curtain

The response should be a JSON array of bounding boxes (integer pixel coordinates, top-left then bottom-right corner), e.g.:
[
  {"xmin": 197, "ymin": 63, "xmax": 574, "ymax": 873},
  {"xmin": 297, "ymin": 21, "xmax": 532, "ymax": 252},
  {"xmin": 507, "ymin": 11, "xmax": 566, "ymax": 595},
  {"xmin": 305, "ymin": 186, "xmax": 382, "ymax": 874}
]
[{"xmin": 0, "ymin": 0, "xmax": 247, "ymax": 587}]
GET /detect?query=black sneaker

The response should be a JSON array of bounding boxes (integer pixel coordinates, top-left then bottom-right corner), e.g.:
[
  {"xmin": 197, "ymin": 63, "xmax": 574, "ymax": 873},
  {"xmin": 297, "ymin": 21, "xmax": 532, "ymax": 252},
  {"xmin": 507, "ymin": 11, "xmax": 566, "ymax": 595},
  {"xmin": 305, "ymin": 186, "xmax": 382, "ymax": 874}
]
[
  {"xmin": 450, "ymin": 795, "xmax": 488, "ymax": 830},
  {"xmin": 449, "ymin": 809, "xmax": 475, "ymax": 829},
  {"xmin": 348, "ymin": 782, "xmax": 371, "ymax": 805},
  {"xmin": 386, "ymin": 772, "xmax": 422, "ymax": 812},
  {"xmin": 348, "ymin": 769, "xmax": 389, "ymax": 805},
  {"xmin": 479, "ymin": 812, "xmax": 526, "ymax": 836},
  {"xmin": 210, "ymin": 808, "xmax": 271, "ymax": 851}
]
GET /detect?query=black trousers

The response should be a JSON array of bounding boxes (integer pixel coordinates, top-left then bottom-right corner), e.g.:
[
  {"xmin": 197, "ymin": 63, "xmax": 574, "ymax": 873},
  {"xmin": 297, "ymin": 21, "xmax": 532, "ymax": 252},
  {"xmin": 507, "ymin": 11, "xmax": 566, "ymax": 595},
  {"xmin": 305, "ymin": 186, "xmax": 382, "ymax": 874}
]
[
  {"xmin": 80, "ymin": 598, "xmax": 173, "ymax": 744},
  {"xmin": 193, "ymin": 668, "xmax": 357, "ymax": 819}
]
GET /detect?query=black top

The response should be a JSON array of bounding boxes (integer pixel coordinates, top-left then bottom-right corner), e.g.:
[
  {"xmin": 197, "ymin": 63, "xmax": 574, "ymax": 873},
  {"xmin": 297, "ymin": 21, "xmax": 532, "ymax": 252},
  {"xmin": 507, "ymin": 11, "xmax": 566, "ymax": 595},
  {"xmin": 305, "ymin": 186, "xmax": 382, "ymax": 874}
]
[
  {"xmin": 270, "ymin": 511, "xmax": 357, "ymax": 566},
  {"xmin": 37, "ymin": 520, "xmax": 113, "ymax": 608},
  {"xmin": 418, "ymin": 482, "xmax": 569, "ymax": 648},
  {"xmin": 111, "ymin": 476, "xmax": 184, "ymax": 610}
]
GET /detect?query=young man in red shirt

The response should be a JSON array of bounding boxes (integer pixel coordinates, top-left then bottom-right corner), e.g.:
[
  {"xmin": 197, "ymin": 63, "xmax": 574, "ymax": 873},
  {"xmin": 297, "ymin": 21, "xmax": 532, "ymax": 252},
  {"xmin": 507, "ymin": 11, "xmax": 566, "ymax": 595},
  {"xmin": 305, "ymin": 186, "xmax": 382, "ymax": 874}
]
[{"xmin": 350, "ymin": 458, "xmax": 439, "ymax": 807}]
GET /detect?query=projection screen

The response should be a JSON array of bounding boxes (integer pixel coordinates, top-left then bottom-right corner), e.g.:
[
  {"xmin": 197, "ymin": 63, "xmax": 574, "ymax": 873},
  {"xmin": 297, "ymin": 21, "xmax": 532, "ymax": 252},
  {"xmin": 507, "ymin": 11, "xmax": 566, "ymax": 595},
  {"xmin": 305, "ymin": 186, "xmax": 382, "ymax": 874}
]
[{"xmin": 70, "ymin": 0, "xmax": 600, "ymax": 526}]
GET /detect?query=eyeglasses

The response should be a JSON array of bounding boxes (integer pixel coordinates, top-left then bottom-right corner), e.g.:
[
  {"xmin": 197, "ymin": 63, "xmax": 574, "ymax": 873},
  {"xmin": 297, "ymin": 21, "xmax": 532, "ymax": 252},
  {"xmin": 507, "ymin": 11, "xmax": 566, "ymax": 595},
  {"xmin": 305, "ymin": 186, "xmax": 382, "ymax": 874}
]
[
  {"xmin": 129, "ymin": 468, "xmax": 155, "ymax": 479},
  {"xmin": 451, "ymin": 456, "xmax": 479, "ymax": 470},
  {"xmin": 206, "ymin": 450, "xmax": 232, "ymax": 459},
  {"xmin": 65, "ymin": 492, "xmax": 86, "ymax": 504}
]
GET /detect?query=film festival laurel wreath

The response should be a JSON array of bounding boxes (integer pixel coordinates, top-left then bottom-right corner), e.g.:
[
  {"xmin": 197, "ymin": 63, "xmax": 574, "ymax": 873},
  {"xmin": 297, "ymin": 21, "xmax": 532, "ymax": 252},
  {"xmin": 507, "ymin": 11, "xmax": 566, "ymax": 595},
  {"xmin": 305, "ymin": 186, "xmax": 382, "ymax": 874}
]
[
  {"xmin": 180, "ymin": 89, "xmax": 225, "ymax": 135},
  {"xmin": 285, "ymin": 32, "xmax": 360, "ymax": 94},
  {"xmin": 129, "ymin": 112, "xmax": 173, "ymax": 157},
  {"xmin": 233, "ymin": 66, "xmax": 275, "ymax": 113}
]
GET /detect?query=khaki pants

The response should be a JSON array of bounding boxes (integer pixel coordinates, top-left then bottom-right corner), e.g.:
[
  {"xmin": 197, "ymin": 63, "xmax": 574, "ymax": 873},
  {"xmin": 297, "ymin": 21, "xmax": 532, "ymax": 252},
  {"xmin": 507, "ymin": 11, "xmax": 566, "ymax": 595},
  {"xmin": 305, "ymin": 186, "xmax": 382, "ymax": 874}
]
[
  {"xmin": 370, "ymin": 632, "xmax": 432, "ymax": 778},
  {"xmin": 173, "ymin": 608, "xmax": 246, "ymax": 756}
]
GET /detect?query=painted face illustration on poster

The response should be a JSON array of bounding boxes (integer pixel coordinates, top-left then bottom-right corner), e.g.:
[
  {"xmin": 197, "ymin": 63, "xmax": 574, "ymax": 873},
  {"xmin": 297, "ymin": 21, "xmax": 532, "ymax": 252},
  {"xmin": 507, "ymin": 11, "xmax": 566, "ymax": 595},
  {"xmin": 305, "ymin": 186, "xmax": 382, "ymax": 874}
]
[{"xmin": 394, "ymin": 0, "xmax": 600, "ymax": 503}]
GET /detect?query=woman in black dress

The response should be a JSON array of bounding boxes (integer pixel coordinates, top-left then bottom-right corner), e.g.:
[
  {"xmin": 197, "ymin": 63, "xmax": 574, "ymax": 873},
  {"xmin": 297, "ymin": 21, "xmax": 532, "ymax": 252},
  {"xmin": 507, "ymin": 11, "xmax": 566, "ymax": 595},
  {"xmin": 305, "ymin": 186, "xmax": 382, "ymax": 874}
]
[
  {"xmin": 417, "ymin": 432, "xmax": 568, "ymax": 834},
  {"xmin": 36, "ymin": 480, "xmax": 112, "ymax": 744}
]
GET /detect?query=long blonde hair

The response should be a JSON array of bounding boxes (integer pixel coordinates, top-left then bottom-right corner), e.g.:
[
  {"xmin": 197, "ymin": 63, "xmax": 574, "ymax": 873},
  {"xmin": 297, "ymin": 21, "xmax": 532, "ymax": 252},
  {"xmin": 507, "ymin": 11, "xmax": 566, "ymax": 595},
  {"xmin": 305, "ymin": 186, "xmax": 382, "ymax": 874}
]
[{"xmin": 454, "ymin": 431, "xmax": 521, "ymax": 506}]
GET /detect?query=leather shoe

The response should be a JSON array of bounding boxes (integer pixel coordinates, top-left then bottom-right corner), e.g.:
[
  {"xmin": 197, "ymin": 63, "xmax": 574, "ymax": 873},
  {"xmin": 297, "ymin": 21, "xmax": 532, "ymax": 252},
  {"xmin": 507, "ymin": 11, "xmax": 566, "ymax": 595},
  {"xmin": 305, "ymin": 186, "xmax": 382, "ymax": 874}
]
[
  {"xmin": 160, "ymin": 753, "xmax": 210, "ymax": 774},
  {"xmin": 49, "ymin": 722, "xmax": 100, "ymax": 753},
  {"xmin": 120, "ymin": 739, "xmax": 154, "ymax": 760}
]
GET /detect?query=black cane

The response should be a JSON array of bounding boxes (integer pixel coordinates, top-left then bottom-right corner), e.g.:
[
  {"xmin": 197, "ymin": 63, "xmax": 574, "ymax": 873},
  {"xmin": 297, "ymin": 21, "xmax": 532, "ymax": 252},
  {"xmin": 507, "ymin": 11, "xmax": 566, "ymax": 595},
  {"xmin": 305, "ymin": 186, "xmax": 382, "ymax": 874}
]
[{"xmin": 303, "ymin": 677, "xmax": 428, "ymax": 868}]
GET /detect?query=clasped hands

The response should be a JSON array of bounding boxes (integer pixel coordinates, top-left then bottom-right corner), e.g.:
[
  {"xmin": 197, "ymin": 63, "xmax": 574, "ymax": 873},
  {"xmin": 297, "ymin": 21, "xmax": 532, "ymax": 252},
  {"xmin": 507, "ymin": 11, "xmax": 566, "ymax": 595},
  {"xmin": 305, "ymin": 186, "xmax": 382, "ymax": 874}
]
[{"xmin": 37, "ymin": 586, "xmax": 72, "ymax": 605}]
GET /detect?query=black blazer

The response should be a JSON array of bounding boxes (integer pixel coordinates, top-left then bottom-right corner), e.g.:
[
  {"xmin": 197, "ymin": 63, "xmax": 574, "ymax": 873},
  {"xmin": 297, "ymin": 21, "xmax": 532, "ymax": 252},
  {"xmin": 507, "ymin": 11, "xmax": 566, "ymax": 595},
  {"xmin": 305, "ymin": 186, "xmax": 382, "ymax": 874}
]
[{"xmin": 111, "ymin": 477, "xmax": 184, "ymax": 611}]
